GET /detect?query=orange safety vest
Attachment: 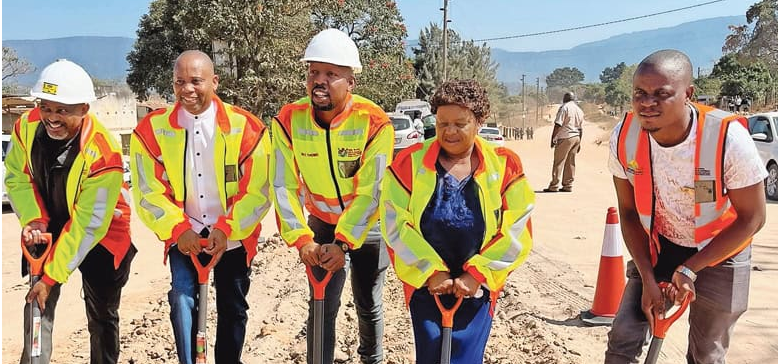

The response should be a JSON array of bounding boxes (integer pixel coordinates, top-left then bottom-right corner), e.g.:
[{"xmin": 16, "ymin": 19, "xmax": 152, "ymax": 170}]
[{"xmin": 616, "ymin": 103, "xmax": 751, "ymax": 266}]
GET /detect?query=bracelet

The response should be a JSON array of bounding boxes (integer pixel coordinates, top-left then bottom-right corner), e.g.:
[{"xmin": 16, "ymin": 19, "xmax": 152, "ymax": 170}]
[{"xmin": 676, "ymin": 265, "xmax": 697, "ymax": 282}]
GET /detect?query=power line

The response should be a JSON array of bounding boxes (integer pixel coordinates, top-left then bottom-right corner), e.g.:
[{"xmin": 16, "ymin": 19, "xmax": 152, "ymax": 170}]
[{"xmin": 471, "ymin": 0, "xmax": 726, "ymax": 43}]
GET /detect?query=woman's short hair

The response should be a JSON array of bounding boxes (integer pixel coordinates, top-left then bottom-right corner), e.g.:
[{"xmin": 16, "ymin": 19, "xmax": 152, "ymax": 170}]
[{"xmin": 430, "ymin": 79, "xmax": 490, "ymax": 123}]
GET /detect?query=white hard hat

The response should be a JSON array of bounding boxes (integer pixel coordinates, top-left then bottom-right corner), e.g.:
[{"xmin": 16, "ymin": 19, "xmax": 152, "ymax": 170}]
[
  {"xmin": 31, "ymin": 59, "xmax": 97, "ymax": 104},
  {"xmin": 301, "ymin": 28, "xmax": 362, "ymax": 74}
]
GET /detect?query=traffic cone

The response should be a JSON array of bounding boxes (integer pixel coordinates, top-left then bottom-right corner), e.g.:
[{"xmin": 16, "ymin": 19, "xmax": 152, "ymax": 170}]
[{"xmin": 581, "ymin": 207, "xmax": 626, "ymax": 326}]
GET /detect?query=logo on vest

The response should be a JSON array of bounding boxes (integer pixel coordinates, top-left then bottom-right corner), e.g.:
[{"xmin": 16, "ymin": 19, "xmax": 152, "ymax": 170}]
[
  {"xmin": 338, "ymin": 148, "xmax": 362, "ymax": 158},
  {"xmin": 695, "ymin": 168, "xmax": 711, "ymax": 176},
  {"xmin": 626, "ymin": 160, "xmax": 643, "ymax": 175}
]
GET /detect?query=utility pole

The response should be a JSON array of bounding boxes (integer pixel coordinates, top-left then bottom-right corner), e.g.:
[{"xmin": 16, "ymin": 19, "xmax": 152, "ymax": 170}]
[
  {"xmin": 521, "ymin": 74, "xmax": 526, "ymax": 130},
  {"xmin": 441, "ymin": 0, "xmax": 450, "ymax": 81},
  {"xmin": 536, "ymin": 77, "xmax": 540, "ymax": 124}
]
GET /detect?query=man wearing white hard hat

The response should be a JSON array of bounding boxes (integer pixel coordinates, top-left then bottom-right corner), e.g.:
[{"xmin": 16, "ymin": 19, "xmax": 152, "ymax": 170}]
[
  {"xmin": 271, "ymin": 28, "xmax": 394, "ymax": 364},
  {"xmin": 5, "ymin": 59, "xmax": 136, "ymax": 364}
]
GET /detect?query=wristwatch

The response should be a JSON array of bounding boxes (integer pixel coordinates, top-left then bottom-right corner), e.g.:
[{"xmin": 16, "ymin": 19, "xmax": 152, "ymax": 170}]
[
  {"xmin": 334, "ymin": 240, "xmax": 350, "ymax": 253},
  {"xmin": 675, "ymin": 265, "xmax": 697, "ymax": 282}
]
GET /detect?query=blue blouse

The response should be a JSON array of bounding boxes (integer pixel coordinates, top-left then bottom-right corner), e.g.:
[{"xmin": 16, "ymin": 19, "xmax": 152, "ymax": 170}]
[{"xmin": 420, "ymin": 161, "xmax": 485, "ymax": 277}]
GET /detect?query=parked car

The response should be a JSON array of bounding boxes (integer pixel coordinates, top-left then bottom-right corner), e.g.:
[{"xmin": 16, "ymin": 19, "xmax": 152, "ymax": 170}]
[
  {"xmin": 478, "ymin": 126, "xmax": 505, "ymax": 147},
  {"xmin": 422, "ymin": 114, "xmax": 437, "ymax": 139},
  {"xmin": 747, "ymin": 111, "xmax": 778, "ymax": 200},
  {"xmin": 2, "ymin": 133, "xmax": 10, "ymax": 206},
  {"xmin": 390, "ymin": 113, "xmax": 423, "ymax": 153}
]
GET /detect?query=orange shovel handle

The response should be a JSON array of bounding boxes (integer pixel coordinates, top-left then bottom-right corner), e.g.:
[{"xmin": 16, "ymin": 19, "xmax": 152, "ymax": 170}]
[
  {"xmin": 434, "ymin": 295, "xmax": 464, "ymax": 328},
  {"xmin": 652, "ymin": 281, "xmax": 692, "ymax": 339},
  {"xmin": 190, "ymin": 239, "xmax": 216, "ymax": 284},
  {"xmin": 306, "ymin": 265, "xmax": 333, "ymax": 301},
  {"xmin": 21, "ymin": 233, "xmax": 53, "ymax": 276}
]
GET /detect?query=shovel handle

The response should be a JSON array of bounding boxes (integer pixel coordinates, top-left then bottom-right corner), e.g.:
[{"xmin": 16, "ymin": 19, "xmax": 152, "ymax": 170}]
[
  {"xmin": 190, "ymin": 239, "xmax": 216, "ymax": 284},
  {"xmin": 652, "ymin": 281, "xmax": 692, "ymax": 339},
  {"xmin": 21, "ymin": 233, "xmax": 53, "ymax": 277},
  {"xmin": 434, "ymin": 295, "xmax": 464, "ymax": 329},
  {"xmin": 306, "ymin": 265, "xmax": 333, "ymax": 301}
]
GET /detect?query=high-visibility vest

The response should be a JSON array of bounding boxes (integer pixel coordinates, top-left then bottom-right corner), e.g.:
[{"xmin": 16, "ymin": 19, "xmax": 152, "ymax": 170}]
[
  {"xmin": 130, "ymin": 96, "xmax": 271, "ymax": 266},
  {"xmin": 616, "ymin": 103, "xmax": 751, "ymax": 266},
  {"xmin": 272, "ymin": 94, "xmax": 393, "ymax": 250},
  {"xmin": 5, "ymin": 108, "xmax": 132, "ymax": 285},
  {"xmin": 380, "ymin": 137, "xmax": 534, "ymax": 306}
]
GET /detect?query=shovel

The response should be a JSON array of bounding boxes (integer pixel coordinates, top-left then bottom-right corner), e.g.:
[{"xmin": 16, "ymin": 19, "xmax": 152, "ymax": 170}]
[
  {"xmin": 191, "ymin": 239, "xmax": 217, "ymax": 364},
  {"xmin": 434, "ymin": 295, "xmax": 464, "ymax": 364},
  {"xmin": 305, "ymin": 266, "xmax": 333, "ymax": 364},
  {"xmin": 644, "ymin": 281, "xmax": 692, "ymax": 364},
  {"xmin": 21, "ymin": 232, "xmax": 53, "ymax": 364}
]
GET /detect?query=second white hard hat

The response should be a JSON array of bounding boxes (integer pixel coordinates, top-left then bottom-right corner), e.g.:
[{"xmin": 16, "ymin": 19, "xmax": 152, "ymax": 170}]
[
  {"xmin": 301, "ymin": 28, "xmax": 363, "ymax": 74},
  {"xmin": 31, "ymin": 59, "xmax": 97, "ymax": 105}
]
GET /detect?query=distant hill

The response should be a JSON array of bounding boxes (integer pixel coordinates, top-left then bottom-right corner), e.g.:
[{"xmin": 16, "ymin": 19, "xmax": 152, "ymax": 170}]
[
  {"xmin": 492, "ymin": 15, "xmax": 745, "ymax": 90},
  {"xmin": 3, "ymin": 36, "xmax": 135, "ymax": 86},
  {"xmin": 4, "ymin": 16, "xmax": 745, "ymax": 91}
]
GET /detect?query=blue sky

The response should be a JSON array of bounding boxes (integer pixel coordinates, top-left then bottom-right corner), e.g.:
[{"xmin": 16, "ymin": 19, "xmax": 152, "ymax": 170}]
[{"xmin": 2, "ymin": 0, "xmax": 752, "ymax": 51}]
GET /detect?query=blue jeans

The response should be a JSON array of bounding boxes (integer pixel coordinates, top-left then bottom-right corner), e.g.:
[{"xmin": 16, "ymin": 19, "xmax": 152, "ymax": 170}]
[
  {"xmin": 168, "ymin": 246, "xmax": 250, "ymax": 364},
  {"xmin": 306, "ymin": 216, "xmax": 389, "ymax": 364},
  {"xmin": 409, "ymin": 289, "xmax": 493, "ymax": 364}
]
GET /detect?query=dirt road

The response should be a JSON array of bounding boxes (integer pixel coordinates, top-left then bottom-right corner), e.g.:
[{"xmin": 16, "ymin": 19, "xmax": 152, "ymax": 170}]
[{"xmin": 3, "ymin": 118, "xmax": 776, "ymax": 363}]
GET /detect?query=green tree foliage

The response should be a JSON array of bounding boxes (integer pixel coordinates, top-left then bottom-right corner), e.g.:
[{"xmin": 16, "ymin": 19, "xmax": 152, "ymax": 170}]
[
  {"xmin": 723, "ymin": 0, "xmax": 778, "ymax": 72},
  {"xmin": 412, "ymin": 23, "xmax": 501, "ymax": 103},
  {"xmin": 545, "ymin": 67, "xmax": 584, "ymax": 89},
  {"xmin": 711, "ymin": 53, "xmax": 773, "ymax": 101},
  {"xmin": 604, "ymin": 64, "xmax": 636, "ymax": 114},
  {"xmin": 2, "ymin": 46, "xmax": 35, "ymax": 93},
  {"xmin": 693, "ymin": 76, "xmax": 722, "ymax": 99},
  {"xmin": 127, "ymin": 0, "xmax": 416, "ymax": 118},
  {"xmin": 599, "ymin": 62, "xmax": 626, "ymax": 84}
]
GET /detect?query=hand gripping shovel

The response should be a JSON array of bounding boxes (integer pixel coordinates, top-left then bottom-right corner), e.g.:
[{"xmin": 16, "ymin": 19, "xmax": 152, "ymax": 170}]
[
  {"xmin": 21, "ymin": 232, "xmax": 53, "ymax": 364},
  {"xmin": 191, "ymin": 239, "xmax": 217, "ymax": 364},
  {"xmin": 644, "ymin": 282, "xmax": 693, "ymax": 364},
  {"xmin": 434, "ymin": 295, "xmax": 464, "ymax": 364},
  {"xmin": 305, "ymin": 266, "xmax": 333, "ymax": 364}
]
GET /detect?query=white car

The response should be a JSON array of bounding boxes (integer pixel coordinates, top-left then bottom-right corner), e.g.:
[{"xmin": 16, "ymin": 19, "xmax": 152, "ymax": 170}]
[
  {"xmin": 391, "ymin": 113, "xmax": 423, "ymax": 153},
  {"xmin": 478, "ymin": 126, "xmax": 505, "ymax": 147},
  {"xmin": 747, "ymin": 112, "xmax": 778, "ymax": 200}
]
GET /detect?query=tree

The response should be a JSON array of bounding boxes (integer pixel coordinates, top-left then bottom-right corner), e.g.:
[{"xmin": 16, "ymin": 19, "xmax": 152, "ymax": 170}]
[
  {"xmin": 723, "ymin": 0, "xmax": 778, "ymax": 72},
  {"xmin": 412, "ymin": 23, "xmax": 501, "ymax": 104},
  {"xmin": 599, "ymin": 62, "xmax": 626, "ymax": 84},
  {"xmin": 545, "ymin": 67, "xmax": 584, "ymax": 89},
  {"xmin": 604, "ymin": 64, "xmax": 636, "ymax": 114},
  {"xmin": 711, "ymin": 53, "xmax": 773, "ymax": 101},
  {"xmin": 127, "ymin": 0, "xmax": 416, "ymax": 118},
  {"xmin": 2, "ymin": 46, "xmax": 34, "ymax": 81}
]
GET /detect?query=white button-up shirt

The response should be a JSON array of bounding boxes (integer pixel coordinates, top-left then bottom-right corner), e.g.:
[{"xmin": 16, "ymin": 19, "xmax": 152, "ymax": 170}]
[{"xmin": 178, "ymin": 101, "xmax": 241, "ymax": 250}]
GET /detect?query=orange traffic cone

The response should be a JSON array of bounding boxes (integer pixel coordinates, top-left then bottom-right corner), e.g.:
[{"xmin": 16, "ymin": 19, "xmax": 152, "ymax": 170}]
[{"xmin": 581, "ymin": 207, "xmax": 626, "ymax": 326}]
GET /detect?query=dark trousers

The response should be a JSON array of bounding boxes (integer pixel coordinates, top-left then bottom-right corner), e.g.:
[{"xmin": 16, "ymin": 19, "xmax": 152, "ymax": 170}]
[
  {"xmin": 168, "ymin": 246, "xmax": 251, "ymax": 364},
  {"xmin": 306, "ymin": 215, "xmax": 389, "ymax": 364},
  {"xmin": 21, "ymin": 243, "xmax": 136, "ymax": 364}
]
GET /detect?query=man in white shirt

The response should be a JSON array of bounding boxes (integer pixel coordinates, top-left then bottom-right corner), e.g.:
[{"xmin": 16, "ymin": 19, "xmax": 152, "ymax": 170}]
[
  {"xmin": 604, "ymin": 49, "xmax": 766, "ymax": 364},
  {"xmin": 131, "ymin": 50, "xmax": 271, "ymax": 364},
  {"xmin": 544, "ymin": 92, "xmax": 584, "ymax": 192}
]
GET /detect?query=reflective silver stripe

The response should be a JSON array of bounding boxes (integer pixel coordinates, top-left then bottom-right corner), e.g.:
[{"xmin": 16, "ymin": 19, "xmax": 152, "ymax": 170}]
[
  {"xmin": 697, "ymin": 236, "xmax": 714, "ymax": 250},
  {"xmin": 140, "ymin": 197, "xmax": 165, "ymax": 219},
  {"xmin": 486, "ymin": 204, "xmax": 533, "ymax": 271},
  {"xmin": 67, "ymin": 187, "xmax": 108, "ymax": 272},
  {"xmin": 155, "ymin": 128, "xmax": 175, "ymax": 137},
  {"xmin": 338, "ymin": 129, "xmax": 364, "ymax": 136},
  {"xmin": 135, "ymin": 154, "xmax": 153, "ymax": 195},
  {"xmin": 297, "ymin": 128, "xmax": 319, "ymax": 136},
  {"xmin": 639, "ymin": 215, "xmax": 653, "ymax": 231},
  {"xmin": 696, "ymin": 111, "xmax": 727, "ymax": 227},
  {"xmin": 349, "ymin": 153, "xmax": 387, "ymax": 240},
  {"xmin": 273, "ymin": 149, "xmax": 304, "ymax": 230},
  {"xmin": 621, "ymin": 117, "xmax": 641, "ymax": 186},
  {"xmin": 309, "ymin": 195, "xmax": 343, "ymax": 215},
  {"xmin": 383, "ymin": 201, "xmax": 431, "ymax": 273}
]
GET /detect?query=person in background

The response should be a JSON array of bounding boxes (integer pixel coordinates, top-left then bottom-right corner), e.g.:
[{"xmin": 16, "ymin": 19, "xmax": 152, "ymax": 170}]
[
  {"xmin": 380, "ymin": 79, "xmax": 534, "ymax": 363},
  {"xmin": 605, "ymin": 49, "xmax": 766, "ymax": 363},
  {"xmin": 130, "ymin": 50, "xmax": 271, "ymax": 364},
  {"xmin": 271, "ymin": 28, "xmax": 393, "ymax": 364},
  {"xmin": 5, "ymin": 59, "xmax": 136, "ymax": 364},
  {"xmin": 543, "ymin": 91, "xmax": 584, "ymax": 192}
]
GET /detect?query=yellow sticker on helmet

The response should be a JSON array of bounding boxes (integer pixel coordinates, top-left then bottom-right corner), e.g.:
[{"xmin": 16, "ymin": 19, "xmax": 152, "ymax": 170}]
[{"xmin": 42, "ymin": 82, "xmax": 58, "ymax": 95}]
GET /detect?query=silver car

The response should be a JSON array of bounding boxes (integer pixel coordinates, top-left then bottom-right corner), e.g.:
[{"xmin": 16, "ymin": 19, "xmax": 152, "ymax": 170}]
[
  {"xmin": 391, "ymin": 113, "xmax": 423, "ymax": 153},
  {"xmin": 478, "ymin": 126, "xmax": 505, "ymax": 147},
  {"xmin": 747, "ymin": 111, "xmax": 778, "ymax": 200}
]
